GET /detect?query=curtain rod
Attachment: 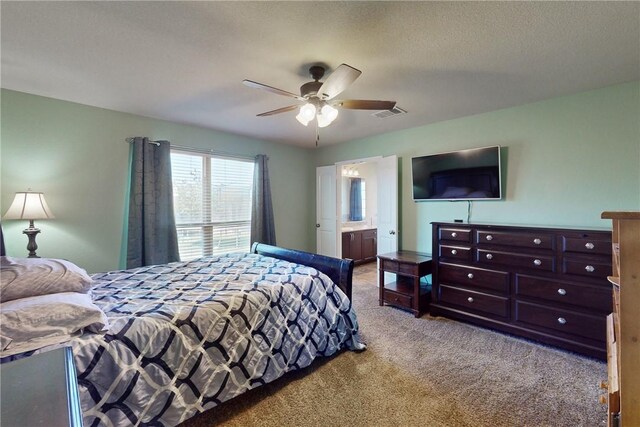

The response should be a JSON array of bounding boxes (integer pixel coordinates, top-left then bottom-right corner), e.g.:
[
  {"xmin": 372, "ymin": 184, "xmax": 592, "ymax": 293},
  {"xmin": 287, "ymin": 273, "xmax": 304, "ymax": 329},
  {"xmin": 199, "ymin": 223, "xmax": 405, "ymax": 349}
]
[{"xmin": 124, "ymin": 138, "xmax": 256, "ymax": 161}]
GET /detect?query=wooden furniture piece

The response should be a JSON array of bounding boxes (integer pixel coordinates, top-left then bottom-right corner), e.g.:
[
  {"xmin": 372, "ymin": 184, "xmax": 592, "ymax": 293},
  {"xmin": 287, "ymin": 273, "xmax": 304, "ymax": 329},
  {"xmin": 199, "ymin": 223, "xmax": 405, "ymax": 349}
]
[
  {"xmin": 431, "ymin": 222, "xmax": 612, "ymax": 359},
  {"xmin": 601, "ymin": 212, "xmax": 640, "ymax": 427},
  {"xmin": 342, "ymin": 228, "xmax": 377, "ymax": 264},
  {"xmin": 0, "ymin": 347, "xmax": 83, "ymax": 427},
  {"xmin": 378, "ymin": 250, "xmax": 432, "ymax": 317},
  {"xmin": 252, "ymin": 242, "xmax": 354, "ymax": 300}
]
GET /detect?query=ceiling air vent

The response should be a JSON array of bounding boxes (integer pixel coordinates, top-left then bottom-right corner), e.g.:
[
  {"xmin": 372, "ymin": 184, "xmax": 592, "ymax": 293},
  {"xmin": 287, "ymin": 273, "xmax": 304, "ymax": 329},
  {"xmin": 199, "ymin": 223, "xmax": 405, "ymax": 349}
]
[{"xmin": 372, "ymin": 106, "xmax": 407, "ymax": 119}]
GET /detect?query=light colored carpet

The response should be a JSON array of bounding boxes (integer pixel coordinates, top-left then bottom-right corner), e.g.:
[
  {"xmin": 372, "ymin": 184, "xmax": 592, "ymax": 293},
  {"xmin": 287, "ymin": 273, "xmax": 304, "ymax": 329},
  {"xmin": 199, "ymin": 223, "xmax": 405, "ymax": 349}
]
[{"xmin": 183, "ymin": 263, "xmax": 607, "ymax": 426}]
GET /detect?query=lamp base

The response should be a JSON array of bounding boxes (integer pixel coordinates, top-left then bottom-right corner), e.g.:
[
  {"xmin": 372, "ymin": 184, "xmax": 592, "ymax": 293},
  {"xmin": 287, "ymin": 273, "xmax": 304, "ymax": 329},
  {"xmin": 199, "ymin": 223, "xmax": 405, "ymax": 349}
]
[{"xmin": 23, "ymin": 224, "xmax": 41, "ymax": 258}]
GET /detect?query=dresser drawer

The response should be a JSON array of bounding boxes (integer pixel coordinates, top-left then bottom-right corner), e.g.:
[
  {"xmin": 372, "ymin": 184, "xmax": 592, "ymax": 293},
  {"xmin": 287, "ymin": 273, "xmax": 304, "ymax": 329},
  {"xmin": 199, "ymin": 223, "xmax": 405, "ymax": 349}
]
[
  {"xmin": 383, "ymin": 288, "xmax": 412, "ymax": 309},
  {"xmin": 561, "ymin": 234, "xmax": 611, "ymax": 256},
  {"xmin": 477, "ymin": 249, "xmax": 555, "ymax": 272},
  {"xmin": 562, "ymin": 257, "xmax": 611, "ymax": 280},
  {"xmin": 439, "ymin": 285, "xmax": 509, "ymax": 318},
  {"xmin": 439, "ymin": 245, "xmax": 472, "ymax": 262},
  {"xmin": 476, "ymin": 230, "xmax": 554, "ymax": 250},
  {"xmin": 439, "ymin": 263, "xmax": 509, "ymax": 294},
  {"xmin": 439, "ymin": 228, "xmax": 471, "ymax": 243},
  {"xmin": 515, "ymin": 274, "xmax": 612, "ymax": 312},
  {"xmin": 515, "ymin": 301, "xmax": 606, "ymax": 342}
]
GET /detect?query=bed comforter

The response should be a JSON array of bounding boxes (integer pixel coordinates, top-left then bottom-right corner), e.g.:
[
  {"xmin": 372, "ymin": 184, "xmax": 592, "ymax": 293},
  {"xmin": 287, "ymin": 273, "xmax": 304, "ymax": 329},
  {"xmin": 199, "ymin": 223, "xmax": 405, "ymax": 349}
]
[{"xmin": 71, "ymin": 253, "xmax": 363, "ymax": 426}]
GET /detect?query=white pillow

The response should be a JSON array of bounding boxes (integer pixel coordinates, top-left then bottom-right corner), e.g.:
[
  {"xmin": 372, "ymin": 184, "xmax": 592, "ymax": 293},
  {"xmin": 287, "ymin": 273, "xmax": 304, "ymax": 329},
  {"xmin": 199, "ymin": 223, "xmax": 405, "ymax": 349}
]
[
  {"xmin": 0, "ymin": 292, "xmax": 109, "ymax": 356},
  {"xmin": 0, "ymin": 256, "xmax": 94, "ymax": 303}
]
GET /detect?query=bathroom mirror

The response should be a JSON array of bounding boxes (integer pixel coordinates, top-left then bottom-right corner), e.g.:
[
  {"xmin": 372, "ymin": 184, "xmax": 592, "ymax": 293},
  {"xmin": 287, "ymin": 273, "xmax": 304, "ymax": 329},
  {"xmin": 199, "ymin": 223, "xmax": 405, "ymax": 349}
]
[{"xmin": 341, "ymin": 176, "xmax": 366, "ymax": 222}]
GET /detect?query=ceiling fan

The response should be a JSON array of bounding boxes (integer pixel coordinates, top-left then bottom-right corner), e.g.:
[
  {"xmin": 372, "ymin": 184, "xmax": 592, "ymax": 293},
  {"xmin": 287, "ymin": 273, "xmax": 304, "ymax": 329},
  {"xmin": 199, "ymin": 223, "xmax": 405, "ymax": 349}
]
[{"xmin": 243, "ymin": 64, "xmax": 396, "ymax": 145}]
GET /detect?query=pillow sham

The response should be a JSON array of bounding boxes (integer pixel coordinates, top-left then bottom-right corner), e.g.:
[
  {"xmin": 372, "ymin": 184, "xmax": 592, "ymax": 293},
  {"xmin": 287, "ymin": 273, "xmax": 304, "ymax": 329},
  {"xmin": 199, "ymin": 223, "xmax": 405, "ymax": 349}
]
[
  {"xmin": 0, "ymin": 256, "xmax": 94, "ymax": 303},
  {"xmin": 0, "ymin": 292, "xmax": 109, "ymax": 357}
]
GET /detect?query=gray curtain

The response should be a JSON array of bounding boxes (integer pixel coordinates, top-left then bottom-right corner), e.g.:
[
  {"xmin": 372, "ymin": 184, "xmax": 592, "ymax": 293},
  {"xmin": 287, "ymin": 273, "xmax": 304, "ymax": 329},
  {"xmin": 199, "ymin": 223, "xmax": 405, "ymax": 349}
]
[
  {"xmin": 126, "ymin": 137, "xmax": 180, "ymax": 268},
  {"xmin": 250, "ymin": 154, "xmax": 276, "ymax": 245},
  {"xmin": 349, "ymin": 178, "xmax": 364, "ymax": 221}
]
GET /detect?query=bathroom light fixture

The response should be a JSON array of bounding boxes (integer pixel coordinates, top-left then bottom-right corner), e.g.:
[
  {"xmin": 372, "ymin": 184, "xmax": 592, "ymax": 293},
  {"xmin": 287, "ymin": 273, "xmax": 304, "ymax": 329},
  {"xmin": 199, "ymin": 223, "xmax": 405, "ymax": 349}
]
[{"xmin": 342, "ymin": 168, "xmax": 360, "ymax": 177}]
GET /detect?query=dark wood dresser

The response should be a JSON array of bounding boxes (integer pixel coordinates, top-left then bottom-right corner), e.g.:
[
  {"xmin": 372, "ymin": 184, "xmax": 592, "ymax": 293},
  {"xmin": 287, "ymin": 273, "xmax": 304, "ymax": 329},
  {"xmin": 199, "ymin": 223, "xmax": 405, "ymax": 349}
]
[{"xmin": 431, "ymin": 222, "xmax": 612, "ymax": 359}]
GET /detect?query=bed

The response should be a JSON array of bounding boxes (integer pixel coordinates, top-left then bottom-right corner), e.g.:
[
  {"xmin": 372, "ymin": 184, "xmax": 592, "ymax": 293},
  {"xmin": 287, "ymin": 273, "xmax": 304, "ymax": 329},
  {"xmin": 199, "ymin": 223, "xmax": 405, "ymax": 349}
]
[{"xmin": 0, "ymin": 240, "xmax": 364, "ymax": 426}]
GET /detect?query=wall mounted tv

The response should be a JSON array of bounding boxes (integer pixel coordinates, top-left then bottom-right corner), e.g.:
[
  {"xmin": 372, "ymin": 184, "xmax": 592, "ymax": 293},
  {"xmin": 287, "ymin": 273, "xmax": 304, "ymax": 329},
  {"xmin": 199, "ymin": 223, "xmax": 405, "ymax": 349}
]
[{"xmin": 412, "ymin": 145, "xmax": 502, "ymax": 201}]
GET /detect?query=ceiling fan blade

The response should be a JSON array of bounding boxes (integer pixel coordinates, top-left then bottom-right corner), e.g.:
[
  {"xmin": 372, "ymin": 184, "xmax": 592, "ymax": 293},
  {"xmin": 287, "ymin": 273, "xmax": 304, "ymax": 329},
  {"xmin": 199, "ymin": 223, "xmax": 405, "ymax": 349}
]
[
  {"xmin": 243, "ymin": 79, "xmax": 304, "ymax": 100},
  {"xmin": 317, "ymin": 64, "xmax": 362, "ymax": 100},
  {"xmin": 335, "ymin": 100, "xmax": 397, "ymax": 110},
  {"xmin": 256, "ymin": 105, "xmax": 300, "ymax": 117}
]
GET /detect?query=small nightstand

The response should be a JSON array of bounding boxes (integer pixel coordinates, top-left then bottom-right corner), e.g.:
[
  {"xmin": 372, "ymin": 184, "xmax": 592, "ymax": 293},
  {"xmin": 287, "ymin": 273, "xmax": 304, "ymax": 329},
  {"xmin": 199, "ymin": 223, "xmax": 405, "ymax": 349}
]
[
  {"xmin": 378, "ymin": 250, "xmax": 433, "ymax": 317},
  {"xmin": 0, "ymin": 347, "xmax": 83, "ymax": 426}
]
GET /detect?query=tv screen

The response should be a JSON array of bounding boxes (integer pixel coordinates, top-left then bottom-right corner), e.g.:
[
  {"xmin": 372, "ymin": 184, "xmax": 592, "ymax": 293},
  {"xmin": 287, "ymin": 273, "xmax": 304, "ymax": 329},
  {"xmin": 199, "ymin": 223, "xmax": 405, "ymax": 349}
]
[{"xmin": 412, "ymin": 146, "xmax": 502, "ymax": 201}]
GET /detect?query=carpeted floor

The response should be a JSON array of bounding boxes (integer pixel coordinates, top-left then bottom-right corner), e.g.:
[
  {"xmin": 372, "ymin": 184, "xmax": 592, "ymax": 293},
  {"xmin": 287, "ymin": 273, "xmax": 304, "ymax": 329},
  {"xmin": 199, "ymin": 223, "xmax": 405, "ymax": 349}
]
[{"xmin": 183, "ymin": 263, "xmax": 607, "ymax": 426}]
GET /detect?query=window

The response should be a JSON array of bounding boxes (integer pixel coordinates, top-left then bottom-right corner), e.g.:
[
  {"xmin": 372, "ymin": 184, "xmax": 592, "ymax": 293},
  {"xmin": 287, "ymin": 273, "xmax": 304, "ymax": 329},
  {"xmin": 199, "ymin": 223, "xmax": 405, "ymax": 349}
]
[{"xmin": 171, "ymin": 149, "xmax": 254, "ymax": 260}]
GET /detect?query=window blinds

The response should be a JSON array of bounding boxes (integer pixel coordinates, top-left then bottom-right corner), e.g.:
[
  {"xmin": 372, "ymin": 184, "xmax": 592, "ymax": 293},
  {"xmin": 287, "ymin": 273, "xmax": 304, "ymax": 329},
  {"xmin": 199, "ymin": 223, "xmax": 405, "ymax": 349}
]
[{"xmin": 171, "ymin": 150, "xmax": 254, "ymax": 261}]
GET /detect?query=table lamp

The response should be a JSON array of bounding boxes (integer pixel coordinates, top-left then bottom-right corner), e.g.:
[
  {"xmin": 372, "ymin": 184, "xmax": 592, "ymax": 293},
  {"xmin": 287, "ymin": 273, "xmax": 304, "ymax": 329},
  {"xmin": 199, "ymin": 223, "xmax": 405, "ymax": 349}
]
[{"xmin": 3, "ymin": 191, "xmax": 55, "ymax": 258}]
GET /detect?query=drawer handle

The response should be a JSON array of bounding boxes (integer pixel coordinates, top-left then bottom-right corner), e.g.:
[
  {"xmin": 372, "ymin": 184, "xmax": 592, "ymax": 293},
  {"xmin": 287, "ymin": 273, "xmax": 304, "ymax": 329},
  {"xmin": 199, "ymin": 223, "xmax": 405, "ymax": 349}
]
[
  {"xmin": 585, "ymin": 242, "xmax": 595, "ymax": 250},
  {"xmin": 486, "ymin": 235, "xmax": 493, "ymax": 241},
  {"xmin": 557, "ymin": 288, "xmax": 567, "ymax": 296},
  {"xmin": 467, "ymin": 297, "xmax": 474, "ymax": 303},
  {"xmin": 467, "ymin": 273, "xmax": 474, "ymax": 279},
  {"xmin": 557, "ymin": 317, "xmax": 567, "ymax": 325},
  {"xmin": 451, "ymin": 232, "xmax": 458, "ymax": 237},
  {"xmin": 451, "ymin": 249, "xmax": 458, "ymax": 255},
  {"xmin": 533, "ymin": 259, "xmax": 542, "ymax": 266},
  {"xmin": 394, "ymin": 298, "xmax": 400, "ymax": 302},
  {"xmin": 585, "ymin": 265, "xmax": 595, "ymax": 273},
  {"xmin": 486, "ymin": 253, "xmax": 493, "ymax": 260},
  {"xmin": 533, "ymin": 238, "xmax": 542, "ymax": 245}
]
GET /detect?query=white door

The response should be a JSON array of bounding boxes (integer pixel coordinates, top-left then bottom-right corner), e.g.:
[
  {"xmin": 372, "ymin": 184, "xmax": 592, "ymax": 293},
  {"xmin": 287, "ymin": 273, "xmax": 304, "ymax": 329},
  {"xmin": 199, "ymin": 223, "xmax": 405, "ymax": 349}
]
[
  {"xmin": 377, "ymin": 155, "xmax": 399, "ymax": 284},
  {"xmin": 316, "ymin": 165, "xmax": 338, "ymax": 257}
]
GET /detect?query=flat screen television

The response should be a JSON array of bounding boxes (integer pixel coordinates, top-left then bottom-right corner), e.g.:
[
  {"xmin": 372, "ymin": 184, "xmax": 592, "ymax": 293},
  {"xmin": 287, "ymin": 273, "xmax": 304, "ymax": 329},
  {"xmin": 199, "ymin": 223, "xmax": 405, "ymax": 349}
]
[{"xmin": 411, "ymin": 145, "xmax": 502, "ymax": 201}]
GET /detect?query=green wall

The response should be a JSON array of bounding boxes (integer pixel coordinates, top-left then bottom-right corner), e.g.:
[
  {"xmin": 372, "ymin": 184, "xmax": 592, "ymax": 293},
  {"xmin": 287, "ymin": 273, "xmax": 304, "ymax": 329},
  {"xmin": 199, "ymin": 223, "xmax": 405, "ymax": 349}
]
[
  {"xmin": 315, "ymin": 81, "xmax": 640, "ymax": 254},
  {"xmin": 1, "ymin": 89, "xmax": 316, "ymax": 273},
  {"xmin": 2, "ymin": 82, "xmax": 638, "ymax": 272}
]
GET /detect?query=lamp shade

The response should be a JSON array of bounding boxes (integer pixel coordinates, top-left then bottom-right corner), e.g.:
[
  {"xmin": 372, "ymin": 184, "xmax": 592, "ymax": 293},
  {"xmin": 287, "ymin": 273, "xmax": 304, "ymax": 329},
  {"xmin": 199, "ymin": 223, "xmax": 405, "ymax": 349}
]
[{"xmin": 3, "ymin": 192, "xmax": 55, "ymax": 220}]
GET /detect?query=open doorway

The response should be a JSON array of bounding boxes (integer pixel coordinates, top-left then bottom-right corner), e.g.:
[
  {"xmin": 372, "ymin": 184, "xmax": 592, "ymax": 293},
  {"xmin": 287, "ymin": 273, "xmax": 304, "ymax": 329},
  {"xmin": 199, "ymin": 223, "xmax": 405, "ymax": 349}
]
[
  {"xmin": 316, "ymin": 155, "xmax": 398, "ymax": 276},
  {"xmin": 338, "ymin": 160, "xmax": 378, "ymax": 264}
]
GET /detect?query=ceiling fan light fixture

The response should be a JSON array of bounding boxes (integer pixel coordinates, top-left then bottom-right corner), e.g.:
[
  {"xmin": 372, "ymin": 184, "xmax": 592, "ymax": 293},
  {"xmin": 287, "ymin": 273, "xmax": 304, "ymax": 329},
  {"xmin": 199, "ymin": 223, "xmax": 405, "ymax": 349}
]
[
  {"xmin": 317, "ymin": 104, "xmax": 339, "ymax": 128},
  {"xmin": 317, "ymin": 112, "xmax": 331, "ymax": 128},
  {"xmin": 321, "ymin": 104, "xmax": 339, "ymax": 122},
  {"xmin": 301, "ymin": 103, "xmax": 316, "ymax": 119},
  {"xmin": 295, "ymin": 103, "xmax": 315, "ymax": 126},
  {"xmin": 295, "ymin": 112, "xmax": 311, "ymax": 126}
]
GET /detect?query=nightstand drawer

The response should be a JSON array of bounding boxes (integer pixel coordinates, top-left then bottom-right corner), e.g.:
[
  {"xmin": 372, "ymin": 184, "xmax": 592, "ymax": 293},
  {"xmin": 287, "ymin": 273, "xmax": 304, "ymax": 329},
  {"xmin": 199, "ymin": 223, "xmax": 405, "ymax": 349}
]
[
  {"xmin": 439, "ymin": 263, "xmax": 509, "ymax": 294},
  {"xmin": 477, "ymin": 230, "xmax": 554, "ymax": 250},
  {"xmin": 440, "ymin": 285, "xmax": 509, "ymax": 318},
  {"xmin": 439, "ymin": 228, "xmax": 471, "ymax": 243},
  {"xmin": 383, "ymin": 288, "xmax": 412, "ymax": 309},
  {"xmin": 381, "ymin": 259, "xmax": 421, "ymax": 276},
  {"xmin": 515, "ymin": 301, "xmax": 606, "ymax": 342},
  {"xmin": 439, "ymin": 245, "xmax": 471, "ymax": 262},
  {"xmin": 477, "ymin": 249, "xmax": 555, "ymax": 272},
  {"xmin": 515, "ymin": 274, "xmax": 612, "ymax": 312}
]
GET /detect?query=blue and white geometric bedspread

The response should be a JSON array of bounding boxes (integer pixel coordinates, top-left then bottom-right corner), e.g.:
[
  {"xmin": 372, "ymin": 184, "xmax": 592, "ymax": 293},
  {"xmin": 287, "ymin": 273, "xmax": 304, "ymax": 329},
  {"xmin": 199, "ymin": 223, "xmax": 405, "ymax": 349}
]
[{"xmin": 73, "ymin": 253, "xmax": 364, "ymax": 426}]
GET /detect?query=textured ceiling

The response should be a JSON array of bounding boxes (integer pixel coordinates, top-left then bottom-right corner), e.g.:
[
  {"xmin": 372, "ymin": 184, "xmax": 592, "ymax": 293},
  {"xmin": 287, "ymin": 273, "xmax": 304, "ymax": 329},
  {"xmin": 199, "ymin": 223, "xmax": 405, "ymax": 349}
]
[{"xmin": 1, "ymin": 1, "xmax": 639, "ymax": 147}]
